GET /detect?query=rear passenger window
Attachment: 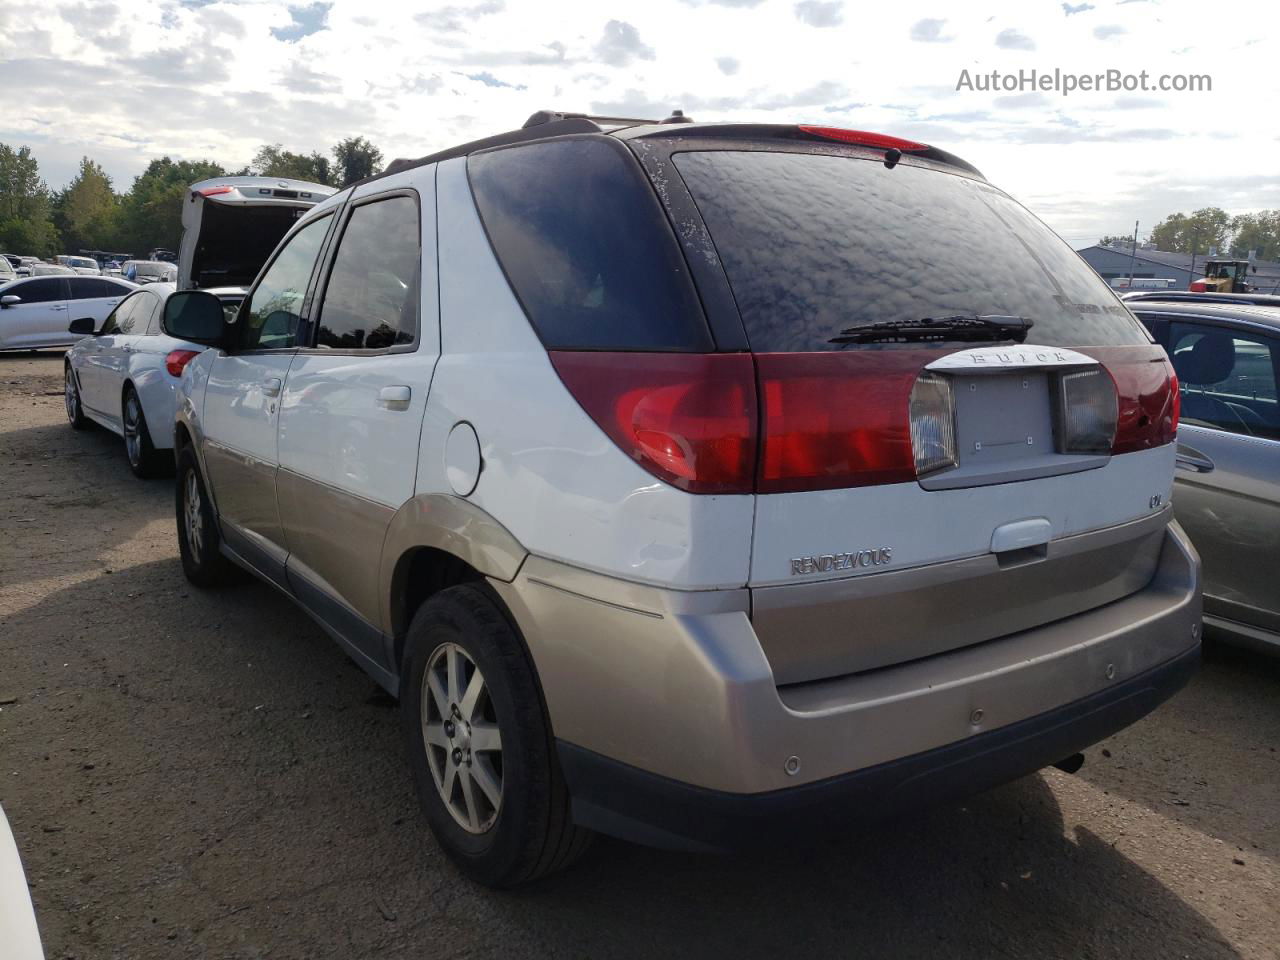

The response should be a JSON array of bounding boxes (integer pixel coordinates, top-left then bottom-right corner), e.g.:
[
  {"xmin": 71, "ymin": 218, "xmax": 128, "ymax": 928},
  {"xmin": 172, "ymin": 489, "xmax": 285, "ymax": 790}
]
[
  {"xmin": 240, "ymin": 214, "xmax": 332, "ymax": 351},
  {"xmin": 103, "ymin": 291, "xmax": 156, "ymax": 335},
  {"xmin": 1169, "ymin": 322, "xmax": 1279, "ymax": 440},
  {"xmin": 68, "ymin": 277, "xmax": 115, "ymax": 299},
  {"xmin": 315, "ymin": 195, "xmax": 419, "ymax": 350},
  {"xmin": 13, "ymin": 278, "xmax": 65, "ymax": 303},
  {"xmin": 468, "ymin": 138, "xmax": 711, "ymax": 351}
]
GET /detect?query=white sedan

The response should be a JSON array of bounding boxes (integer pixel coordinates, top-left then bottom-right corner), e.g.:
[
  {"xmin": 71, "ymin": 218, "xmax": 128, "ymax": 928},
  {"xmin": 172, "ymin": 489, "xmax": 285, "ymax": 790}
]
[
  {"xmin": 0, "ymin": 275, "xmax": 136, "ymax": 351},
  {"xmin": 64, "ymin": 283, "xmax": 243, "ymax": 477}
]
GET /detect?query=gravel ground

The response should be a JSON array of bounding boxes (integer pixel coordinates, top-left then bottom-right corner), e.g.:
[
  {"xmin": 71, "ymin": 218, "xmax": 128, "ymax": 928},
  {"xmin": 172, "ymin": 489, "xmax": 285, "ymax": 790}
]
[{"xmin": 1, "ymin": 351, "xmax": 1277, "ymax": 960}]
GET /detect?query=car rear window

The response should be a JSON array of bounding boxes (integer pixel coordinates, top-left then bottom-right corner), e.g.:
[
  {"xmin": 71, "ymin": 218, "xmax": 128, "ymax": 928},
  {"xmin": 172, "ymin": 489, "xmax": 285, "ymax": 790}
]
[
  {"xmin": 672, "ymin": 150, "xmax": 1149, "ymax": 352},
  {"xmin": 468, "ymin": 137, "xmax": 712, "ymax": 351}
]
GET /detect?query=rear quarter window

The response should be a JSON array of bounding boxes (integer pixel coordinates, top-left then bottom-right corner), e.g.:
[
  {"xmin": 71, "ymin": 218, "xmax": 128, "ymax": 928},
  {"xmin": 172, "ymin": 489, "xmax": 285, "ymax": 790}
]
[
  {"xmin": 468, "ymin": 137, "xmax": 712, "ymax": 351},
  {"xmin": 672, "ymin": 149, "xmax": 1149, "ymax": 352}
]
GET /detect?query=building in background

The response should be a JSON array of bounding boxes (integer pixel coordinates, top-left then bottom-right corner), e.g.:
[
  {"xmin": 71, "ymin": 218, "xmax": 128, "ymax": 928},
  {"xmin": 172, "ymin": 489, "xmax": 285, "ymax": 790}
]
[{"xmin": 1076, "ymin": 242, "xmax": 1280, "ymax": 293}]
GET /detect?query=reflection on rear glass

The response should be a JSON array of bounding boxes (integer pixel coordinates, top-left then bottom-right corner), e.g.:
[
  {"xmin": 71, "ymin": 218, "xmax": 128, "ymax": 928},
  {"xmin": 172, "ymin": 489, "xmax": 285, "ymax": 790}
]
[{"xmin": 673, "ymin": 150, "xmax": 1146, "ymax": 352}]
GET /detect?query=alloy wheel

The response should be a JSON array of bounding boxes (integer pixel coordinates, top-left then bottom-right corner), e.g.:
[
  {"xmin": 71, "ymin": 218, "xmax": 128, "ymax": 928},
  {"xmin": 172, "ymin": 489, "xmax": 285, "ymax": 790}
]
[
  {"xmin": 183, "ymin": 470, "xmax": 205, "ymax": 556},
  {"xmin": 422, "ymin": 642, "xmax": 504, "ymax": 834},
  {"xmin": 124, "ymin": 395, "xmax": 142, "ymax": 466},
  {"xmin": 64, "ymin": 368, "xmax": 77, "ymax": 423}
]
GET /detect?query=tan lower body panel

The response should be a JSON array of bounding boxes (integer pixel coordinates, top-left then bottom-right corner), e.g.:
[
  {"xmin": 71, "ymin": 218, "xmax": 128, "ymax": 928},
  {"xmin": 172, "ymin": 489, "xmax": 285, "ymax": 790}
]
[
  {"xmin": 491, "ymin": 521, "xmax": 1201, "ymax": 794},
  {"xmin": 275, "ymin": 469, "xmax": 394, "ymax": 629},
  {"xmin": 752, "ymin": 507, "xmax": 1173, "ymax": 685},
  {"xmin": 203, "ymin": 441, "xmax": 286, "ymax": 551}
]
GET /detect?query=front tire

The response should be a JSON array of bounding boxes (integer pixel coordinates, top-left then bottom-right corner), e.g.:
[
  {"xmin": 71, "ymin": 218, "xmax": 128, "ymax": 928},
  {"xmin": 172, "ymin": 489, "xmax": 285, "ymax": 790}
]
[
  {"xmin": 175, "ymin": 446, "xmax": 239, "ymax": 587},
  {"xmin": 123, "ymin": 387, "xmax": 164, "ymax": 478},
  {"xmin": 401, "ymin": 584, "xmax": 591, "ymax": 886},
  {"xmin": 64, "ymin": 364, "xmax": 87, "ymax": 430}
]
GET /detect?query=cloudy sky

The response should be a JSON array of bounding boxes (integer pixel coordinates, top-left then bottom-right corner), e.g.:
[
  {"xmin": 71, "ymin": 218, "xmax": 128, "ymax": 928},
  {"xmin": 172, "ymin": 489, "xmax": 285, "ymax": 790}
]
[{"xmin": 1, "ymin": 0, "xmax": 1275, "ymax": 247}]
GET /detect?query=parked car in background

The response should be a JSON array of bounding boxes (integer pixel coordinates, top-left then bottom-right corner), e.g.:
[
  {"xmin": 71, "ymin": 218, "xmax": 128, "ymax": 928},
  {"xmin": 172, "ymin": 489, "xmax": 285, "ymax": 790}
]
[
  {"xmin": 29, "ymin": 264, "xmax": 74, "ymax": 277},
  {"xmin": 65, "ymin": 282, "xmax": 243, "ymax": 476},
  {"xmin": 178, "ymin": 175, "xmax": 337, "ymax": 292},
  {"xmin": 0, "ymin": 275, "xmax": 135, "ymax": 350},
  {"xmin": 102, "ymin": 260, "xmax": 123, "ymax": 277},
  {"xmin": 55, "ymin": 255, "xmax": 101, "ymax": 276},
  {"xmin": 121, "ymin": 260, "xmax": 176, "ymax": 284},
  {"xmin": 0, "ymin": 256, "xmax": 16, "ymax": 285},
  {"xmin": 0, "ymin": 804, "xmax": 44, "ymax": 960},
  {"xmin": 15, "ymin": 257, "xmax": 40, "ymax": 277},
  {"xmin": 164, "ymin": 115, "xmax": 1200, "ymax": 886},
  {"xmin": 0, "ymin": 254, "xmax": 20, "ymax": 269},
  {"xmin": 1132, "ymin": 298, "xmax": 1280, "ymax": 654}
]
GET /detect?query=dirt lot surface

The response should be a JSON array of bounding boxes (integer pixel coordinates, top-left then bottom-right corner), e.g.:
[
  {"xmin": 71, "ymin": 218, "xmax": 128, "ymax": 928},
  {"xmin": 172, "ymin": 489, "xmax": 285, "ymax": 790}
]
[{"xmin": 1, "ymin": 350, "xmax": 1278, "ymax": 960}]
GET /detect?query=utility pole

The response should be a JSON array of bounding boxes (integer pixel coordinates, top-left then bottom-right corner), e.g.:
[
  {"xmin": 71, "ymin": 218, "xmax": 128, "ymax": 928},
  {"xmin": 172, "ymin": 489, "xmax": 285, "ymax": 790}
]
[
  {"xmin": 1189, "ymin": 226, "xmax": 1200, "ymax": 289},
  {"xmin": 1127, "ymin": 220, "xmax": 1139, "ymax": 285}
]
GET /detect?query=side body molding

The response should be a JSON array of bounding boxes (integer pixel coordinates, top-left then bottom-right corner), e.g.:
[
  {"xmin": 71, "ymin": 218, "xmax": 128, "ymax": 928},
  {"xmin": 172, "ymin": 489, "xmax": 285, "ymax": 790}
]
[{"xmin": 380, "ymin": 493, "xmax": 528, "ymax": 637}]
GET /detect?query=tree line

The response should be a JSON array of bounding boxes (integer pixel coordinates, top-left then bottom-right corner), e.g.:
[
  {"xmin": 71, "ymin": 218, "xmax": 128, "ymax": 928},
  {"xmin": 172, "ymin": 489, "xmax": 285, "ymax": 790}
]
[
  {"xmin": 1099, "ymin": 207, "xmax": 1280, "ymax": 261},
  {"xmin": 0, "ymin": 137, "xmax": 384, "ymax": 260}
]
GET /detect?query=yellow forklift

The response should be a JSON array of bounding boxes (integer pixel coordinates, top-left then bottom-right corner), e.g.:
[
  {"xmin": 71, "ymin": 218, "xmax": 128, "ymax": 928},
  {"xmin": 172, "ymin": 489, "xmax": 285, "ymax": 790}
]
[{"xmin": 1190, "ymin": 259, "xmax": 1255, "ymax": 293}]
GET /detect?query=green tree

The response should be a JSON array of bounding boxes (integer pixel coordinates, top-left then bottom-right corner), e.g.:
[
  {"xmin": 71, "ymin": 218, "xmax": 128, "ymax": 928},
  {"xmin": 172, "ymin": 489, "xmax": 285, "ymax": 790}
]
[
  {"xmin": 1098, "ymin": 234, "xmax": 1135, "ymax": 248},
  {"xmin": 117, "ymin": 156, "xmax": 228, "ymax": 254},
  {"xmin": 251, "ymin": 144, "xmax": 334, "ymax": 185},
  {"xmin": 332, "ymin": 136, "xmax": 384, "ymax": 187},
  {"xmin": 1229, "ymin": 210, "xmax": 1280, "ymax": 260},
  {"xmin": 0, "ymin": 143, "xmax": 60, "ymax": 257},
  {"xmin": 1150, "ymin": 207, "xmax": 1231, "ymax": 255},
  {"xmin": 54, "ymin": 157, "xmax": 120, "ymax": 253}
]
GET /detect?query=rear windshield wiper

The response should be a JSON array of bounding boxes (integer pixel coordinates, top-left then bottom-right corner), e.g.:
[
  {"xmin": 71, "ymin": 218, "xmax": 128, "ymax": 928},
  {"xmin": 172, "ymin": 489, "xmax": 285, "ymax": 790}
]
[{"xmin": 829, "ymin": 315, "xmax": 1034, "ymax": 345}]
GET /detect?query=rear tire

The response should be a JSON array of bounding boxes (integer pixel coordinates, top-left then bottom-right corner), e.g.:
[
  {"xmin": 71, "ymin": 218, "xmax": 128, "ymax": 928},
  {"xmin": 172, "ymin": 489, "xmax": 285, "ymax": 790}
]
[
  {"xmin": 175, "ymin": 446, "xmax": 239, "ymax": 587},
  {"xmin": 401, "ymin": 583, "xmax": 591, "ymax": 886},
  {"xmin": 123, "ymin": 387, "xmax": 165, "ymax": 478},
  {"xmin": 64, "ymin": 364, "xmax": 87, "ymax": 430}
]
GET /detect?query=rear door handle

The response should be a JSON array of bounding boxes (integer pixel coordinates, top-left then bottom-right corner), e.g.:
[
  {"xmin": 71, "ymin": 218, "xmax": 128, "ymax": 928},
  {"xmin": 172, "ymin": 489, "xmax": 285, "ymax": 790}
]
[
  {"xmin": 262, "ymin": 377, "xmax": 282, "ymax": 397},
  {"xmin": 377, "ymin": 385, "xmax": 412, "ymax": 410},
  {"xmin": 52, "ymin": 305, "xmax": 67, "ymax": 311}
]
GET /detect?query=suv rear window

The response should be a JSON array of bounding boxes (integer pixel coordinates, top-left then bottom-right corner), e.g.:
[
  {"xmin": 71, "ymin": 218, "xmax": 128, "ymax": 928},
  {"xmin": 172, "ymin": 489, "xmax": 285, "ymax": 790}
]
[
  {"xmin": 468, "ymin": 138, "xmax": 712, "ymax": 351},
  {"xmin": 673, "ymin": 150, "xmax": 1148, "ymax": 352}
]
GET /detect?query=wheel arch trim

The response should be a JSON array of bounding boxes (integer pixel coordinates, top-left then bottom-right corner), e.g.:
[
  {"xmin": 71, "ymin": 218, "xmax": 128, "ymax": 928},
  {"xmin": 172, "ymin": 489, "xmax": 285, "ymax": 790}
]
[{"xmin": 380, "ymin": 493, "xmax": 528, "ymax": 638}]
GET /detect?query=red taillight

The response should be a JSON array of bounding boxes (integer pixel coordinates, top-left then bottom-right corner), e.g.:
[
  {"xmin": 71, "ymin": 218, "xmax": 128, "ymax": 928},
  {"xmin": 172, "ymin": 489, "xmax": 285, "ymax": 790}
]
[
  {"xmin": 1085, "ymin": 346, "xmax": 1179, "ymax": 453},
  {"xmin": 549, "ymin": 352, "xmax": 758, "ymax": 494},
  {"xmin": 165, "ymin": 350, "xmax": 200, "ymax": 377},
  {"xmin": 198, "ymin": 185, "xmax": 234, "ymax": 197},
  {"xmin": 756, "ymin": 352, "xmax": 931, "ymax": 492},
  {"xmin": 797, "ymin": 125, "xmax": 928, "ymax": 152},
  {"xmin": 554, "ymin": 345, "xmax": 1178, "ymax": 498}
]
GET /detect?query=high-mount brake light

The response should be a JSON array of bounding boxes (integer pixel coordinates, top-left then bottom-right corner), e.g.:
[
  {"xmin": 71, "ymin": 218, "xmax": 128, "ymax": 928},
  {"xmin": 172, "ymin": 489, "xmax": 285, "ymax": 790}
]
[
  {"xmin": 165, "ymin": 350, "xmax": 201, "ymax": 377},
  {"xmin": 198, "ymin": 186, "xmax": 235, "ymax": 197},
  {"xmin": 797, "ymin": 126, "xmax": 928, "ymax": 152}
]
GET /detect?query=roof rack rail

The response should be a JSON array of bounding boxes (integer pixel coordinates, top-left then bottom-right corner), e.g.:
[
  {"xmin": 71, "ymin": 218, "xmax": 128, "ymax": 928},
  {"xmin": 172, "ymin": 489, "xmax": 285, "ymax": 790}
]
[{"xmin": 523, "ymin": 109, "xmax": 694, "ymax": 128}]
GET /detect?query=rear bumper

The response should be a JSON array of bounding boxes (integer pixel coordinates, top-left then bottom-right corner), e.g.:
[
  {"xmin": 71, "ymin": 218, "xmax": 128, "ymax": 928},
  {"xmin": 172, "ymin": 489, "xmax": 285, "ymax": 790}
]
[
  {"xmin": 558, "ymin": 641, "xmax": 1199, "ymax": 851},
  {"xmin": 492, "ymin": 521, "xmax": 1201, "ymax": 844}
]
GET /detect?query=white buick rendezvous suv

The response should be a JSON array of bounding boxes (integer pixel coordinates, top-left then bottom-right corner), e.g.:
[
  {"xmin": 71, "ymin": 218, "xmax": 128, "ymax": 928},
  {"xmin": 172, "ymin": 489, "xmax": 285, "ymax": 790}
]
[{"xmin": 160, "ymin": 111, "xmax": 1201, "ymax": 886}]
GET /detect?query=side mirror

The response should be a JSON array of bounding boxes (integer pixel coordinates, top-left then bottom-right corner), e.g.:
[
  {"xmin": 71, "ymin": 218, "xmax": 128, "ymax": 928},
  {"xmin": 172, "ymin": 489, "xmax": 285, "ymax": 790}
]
[
  {"xmin": 1, "ymin": 295, "xmax": 19, "ymax": 308},
  {"xmin": 162, "ymin": 290, "xmax": 227, "ymax": 346},
  {"xmin": 68, "ymin": 317, "xmax": 96, "ymax": 335}
]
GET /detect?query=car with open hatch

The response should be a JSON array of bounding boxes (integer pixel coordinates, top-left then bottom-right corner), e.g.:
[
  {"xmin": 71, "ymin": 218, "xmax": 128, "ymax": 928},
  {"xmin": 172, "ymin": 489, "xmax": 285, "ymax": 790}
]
[{"xmin": 159, "ymin": 111, "xmax": 1202, "ymax": 887}]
